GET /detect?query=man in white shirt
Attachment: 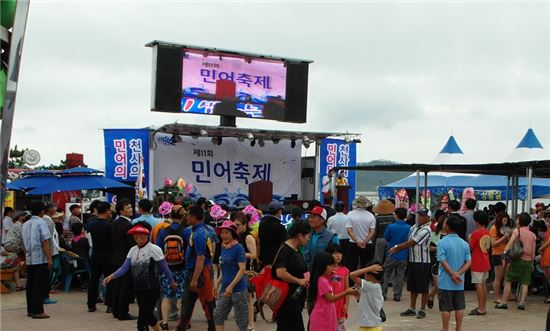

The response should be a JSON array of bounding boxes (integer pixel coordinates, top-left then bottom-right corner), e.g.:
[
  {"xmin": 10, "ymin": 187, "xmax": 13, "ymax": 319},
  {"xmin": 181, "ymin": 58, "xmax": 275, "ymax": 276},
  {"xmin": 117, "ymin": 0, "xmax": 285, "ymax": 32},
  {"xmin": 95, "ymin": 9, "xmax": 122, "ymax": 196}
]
[
  {"xmin": 327, "ymin": 201, "xmax": 351, "ymax": 268},
  {"xmin": 321, "ymin": 169, "xmax": 335, "ymax": 198},
  {"xmin": 346, "ymin": 196, "xmax": 376, "ymax": 273},
  {"xmin": 2, "ymin": 207, "xmax": 15, "ymax": 244}
]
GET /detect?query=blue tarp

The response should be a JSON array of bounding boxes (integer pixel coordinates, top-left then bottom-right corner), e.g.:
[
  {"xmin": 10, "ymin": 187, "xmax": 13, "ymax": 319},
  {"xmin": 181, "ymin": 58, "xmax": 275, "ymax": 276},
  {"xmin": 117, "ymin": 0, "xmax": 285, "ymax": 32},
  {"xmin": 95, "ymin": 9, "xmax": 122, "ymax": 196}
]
[{"xmin": 379, "ymin": 174, "xmax": 550, "ymax": 200}]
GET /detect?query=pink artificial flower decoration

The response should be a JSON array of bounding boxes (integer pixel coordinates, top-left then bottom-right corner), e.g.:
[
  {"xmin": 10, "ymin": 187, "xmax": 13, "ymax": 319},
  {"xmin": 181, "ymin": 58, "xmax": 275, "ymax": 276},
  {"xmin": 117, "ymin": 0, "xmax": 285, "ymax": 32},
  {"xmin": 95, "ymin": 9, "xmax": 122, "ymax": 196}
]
[{"xmin": 164, "ymin": 178, "xmax": 173, "ymax": 187}]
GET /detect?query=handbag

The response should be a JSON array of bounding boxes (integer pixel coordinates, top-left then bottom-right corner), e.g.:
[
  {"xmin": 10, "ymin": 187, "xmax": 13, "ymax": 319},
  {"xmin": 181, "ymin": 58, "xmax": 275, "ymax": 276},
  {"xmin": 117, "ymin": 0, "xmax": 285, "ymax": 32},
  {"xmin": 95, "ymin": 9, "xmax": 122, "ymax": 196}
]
[
  {"xmin": 506, "ymin": 229, "xmax": 524, "ymax": 261},
  {"xmin": 250, "ymin": 245, "xmax": 289, "ymax": 318}
]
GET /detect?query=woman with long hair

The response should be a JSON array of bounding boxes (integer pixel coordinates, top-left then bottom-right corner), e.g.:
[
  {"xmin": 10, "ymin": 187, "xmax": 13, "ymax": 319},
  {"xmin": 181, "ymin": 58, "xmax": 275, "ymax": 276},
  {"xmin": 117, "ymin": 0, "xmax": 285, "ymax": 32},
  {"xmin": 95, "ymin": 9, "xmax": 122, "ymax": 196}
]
[
  {"xmin": 490, "ymin": 211, "xmax": 512, "ymax": 303},
  {"xmin": 234, "ymin": 212, "xmax": 258, "ymax": 331},
  {"xmin": 272, "ymin": 219, "xmax": 312, "ymax": 331}
]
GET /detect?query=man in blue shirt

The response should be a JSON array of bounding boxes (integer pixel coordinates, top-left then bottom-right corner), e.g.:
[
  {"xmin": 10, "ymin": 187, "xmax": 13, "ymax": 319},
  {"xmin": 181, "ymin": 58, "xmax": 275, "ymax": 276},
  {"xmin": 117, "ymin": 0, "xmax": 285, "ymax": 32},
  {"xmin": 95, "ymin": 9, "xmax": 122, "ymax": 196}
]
[
  {"xmin": 437, "ymin": 215, "xmax": 471, "ymax": 331},
  {"xmin": 381, "ymin": 207, "xmax": 410, "ymax": 301},
  {"xmin": 22, "ymin": 201, "xmax": 52, "ymax": 319},
  {"xmin": 177, "ymin": 205, "xmax": 216, "ymax": 331},
  {"xmin": 303, "ymin": 206, "xmax": 340, "ymax": 268},
  {"xmin": 132, "ymin": 199, "xmax": 160, "ymax": 228}
]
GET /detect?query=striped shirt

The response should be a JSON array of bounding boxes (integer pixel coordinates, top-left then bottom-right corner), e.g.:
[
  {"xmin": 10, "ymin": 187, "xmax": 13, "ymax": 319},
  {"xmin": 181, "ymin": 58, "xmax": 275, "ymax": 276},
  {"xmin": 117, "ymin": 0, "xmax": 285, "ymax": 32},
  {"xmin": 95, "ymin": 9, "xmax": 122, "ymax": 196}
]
[{"xmin": 408, "ymin": 223, "xmax": 432, "ymax": 264}]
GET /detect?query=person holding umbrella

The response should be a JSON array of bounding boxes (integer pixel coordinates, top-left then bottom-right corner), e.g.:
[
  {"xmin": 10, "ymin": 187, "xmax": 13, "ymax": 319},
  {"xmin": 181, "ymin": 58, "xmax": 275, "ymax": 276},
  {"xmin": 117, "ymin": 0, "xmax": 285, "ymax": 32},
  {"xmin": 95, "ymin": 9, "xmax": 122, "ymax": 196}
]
[{"xmin": 104, "ymin": 222, "xmax": 176, "ymax": 331}]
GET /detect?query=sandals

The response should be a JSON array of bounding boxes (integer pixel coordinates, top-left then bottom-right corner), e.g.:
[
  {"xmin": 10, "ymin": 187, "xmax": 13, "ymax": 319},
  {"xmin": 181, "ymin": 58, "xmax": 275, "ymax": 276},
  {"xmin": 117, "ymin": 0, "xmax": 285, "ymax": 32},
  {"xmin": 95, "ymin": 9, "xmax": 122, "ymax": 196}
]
[
  {"xmin": 495, "ymin": 303, "xmax": 508, "ymax": 309},
  {"xmin": 15, "ymin": 286, "xmax": 25, "ymax": 291},
  {"xmin": 427, "ymin": 299, "xmax": 434, "ymax": 309},
  {"xmin": 468, "ymin": 308, "xmax": 487, "ymax": 315}
]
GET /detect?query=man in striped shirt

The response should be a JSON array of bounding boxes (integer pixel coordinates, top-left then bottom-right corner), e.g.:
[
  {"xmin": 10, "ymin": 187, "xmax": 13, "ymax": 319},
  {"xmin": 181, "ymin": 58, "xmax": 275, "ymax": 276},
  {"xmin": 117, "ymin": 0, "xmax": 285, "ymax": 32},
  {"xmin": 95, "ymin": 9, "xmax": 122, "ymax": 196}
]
[{"xmin": 388, "ymin": 208, "xmax": 432, "ymax": 319}]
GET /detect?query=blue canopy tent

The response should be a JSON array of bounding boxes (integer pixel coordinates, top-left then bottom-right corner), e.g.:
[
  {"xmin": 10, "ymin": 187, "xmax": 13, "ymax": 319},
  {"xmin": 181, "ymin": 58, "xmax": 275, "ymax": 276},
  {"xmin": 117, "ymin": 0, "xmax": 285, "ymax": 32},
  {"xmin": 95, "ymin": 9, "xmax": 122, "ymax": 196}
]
[
  {"xmin": 26, "ymin": 175, "xmax": 133, "ymax": 195},
  {"xmin": 6, "ymin": 170, "xmax": 58, "ymax": 191}
]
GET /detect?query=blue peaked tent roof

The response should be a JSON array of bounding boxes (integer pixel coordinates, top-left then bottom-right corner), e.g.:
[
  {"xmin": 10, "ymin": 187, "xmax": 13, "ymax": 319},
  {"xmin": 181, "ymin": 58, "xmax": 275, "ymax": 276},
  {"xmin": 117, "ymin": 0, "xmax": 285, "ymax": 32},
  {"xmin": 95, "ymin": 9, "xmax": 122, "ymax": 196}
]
[
  {"xmin": 439, "ymin": 136, "xmax": 463, "ymax": 154},
  {"xmin": 516, "ymin": 128, "xmax": 543, "ymax": 149}
]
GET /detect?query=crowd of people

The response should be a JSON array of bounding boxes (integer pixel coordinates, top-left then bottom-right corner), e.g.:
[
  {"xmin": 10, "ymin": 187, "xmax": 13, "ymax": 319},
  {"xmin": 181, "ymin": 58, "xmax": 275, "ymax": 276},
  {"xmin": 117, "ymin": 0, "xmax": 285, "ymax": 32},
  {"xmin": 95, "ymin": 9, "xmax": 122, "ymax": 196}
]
[{"xmin": 2, "ymin": 195, "xmax": 550, "ymax": 331}]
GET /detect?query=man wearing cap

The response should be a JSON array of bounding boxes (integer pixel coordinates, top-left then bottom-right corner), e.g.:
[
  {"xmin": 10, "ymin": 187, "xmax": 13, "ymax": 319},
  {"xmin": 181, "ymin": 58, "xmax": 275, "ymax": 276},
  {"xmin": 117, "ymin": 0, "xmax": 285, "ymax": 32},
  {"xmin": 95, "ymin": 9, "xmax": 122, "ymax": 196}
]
[
  {"xmin": 110, "ymin": 198, "xmax": 137, "ymax": 320},
  {"xmin": 258, "ymin": 200, "xmax": 288, "ymax": 268},
  {"xmin": 22, "ymin": 201, "xmax": 53, "ymax": 319},
  {"xmin": 327, "ymin": 201, "xmax": 351, "ymax": 263},
  {"xmin": 346, "ymin": 196, "xmax": 376, "ymax": 273},
  {"xmin": 388, "ymin": 208, "xmax": 432, "ymax": 319},
  {"xmin": 303, "ymin": 206, "xmax": 340, "ymax": 268},
  {"xmin": 373, "ymin": 199, "xmax": 396, "ymax": 265}
]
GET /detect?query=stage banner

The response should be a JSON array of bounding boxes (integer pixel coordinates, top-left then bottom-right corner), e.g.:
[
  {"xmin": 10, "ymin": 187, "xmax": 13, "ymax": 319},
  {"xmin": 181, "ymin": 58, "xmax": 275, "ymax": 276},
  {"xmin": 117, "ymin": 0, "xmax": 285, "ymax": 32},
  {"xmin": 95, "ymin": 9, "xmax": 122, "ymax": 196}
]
[
  {"xmin": 152, "ymin": 133, "xmax": 301, "ymax": 207},
  {"xmin": 103, "ymin": 129, "xmax": 150, "ymax": 198},
  {"xmin": 319, "ymin": 138, "xmax": 357, "ymax": 204}
]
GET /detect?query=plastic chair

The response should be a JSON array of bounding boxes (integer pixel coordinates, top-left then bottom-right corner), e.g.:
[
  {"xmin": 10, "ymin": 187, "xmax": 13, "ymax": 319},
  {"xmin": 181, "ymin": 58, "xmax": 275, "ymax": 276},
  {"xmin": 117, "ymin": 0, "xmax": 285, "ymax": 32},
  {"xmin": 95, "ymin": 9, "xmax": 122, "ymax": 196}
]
[{"xmin": 61, "ymin": 253, "xmax": 90, "ymax": 293}]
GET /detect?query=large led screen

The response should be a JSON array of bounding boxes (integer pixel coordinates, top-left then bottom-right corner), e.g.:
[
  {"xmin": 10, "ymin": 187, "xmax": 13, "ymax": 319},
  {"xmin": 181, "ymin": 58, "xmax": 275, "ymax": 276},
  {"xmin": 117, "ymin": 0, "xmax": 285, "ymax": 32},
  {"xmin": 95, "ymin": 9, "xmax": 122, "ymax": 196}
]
[
  {"xmin": 149, "ymin": 42, "xmax": 311, "ymax": 123},
  {"xmin": 181, "ymin": 51, "xmax": 287, "ymax": 119}
]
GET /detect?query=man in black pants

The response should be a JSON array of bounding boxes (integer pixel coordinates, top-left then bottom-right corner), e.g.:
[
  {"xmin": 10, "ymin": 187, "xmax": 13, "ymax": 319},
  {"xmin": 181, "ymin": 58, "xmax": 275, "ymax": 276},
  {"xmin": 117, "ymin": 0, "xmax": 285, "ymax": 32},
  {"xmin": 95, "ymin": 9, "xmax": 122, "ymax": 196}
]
[
  {"xmin": 87, "ymin": 202, "xmax": 114, "ymax": 313},
  {"xmin": 22, "ymin": 201, "xmax": 53, "ymax": 319},
  {"xmin": 111, "ymin": 198, "xmax": 137, "ymax": 320}
]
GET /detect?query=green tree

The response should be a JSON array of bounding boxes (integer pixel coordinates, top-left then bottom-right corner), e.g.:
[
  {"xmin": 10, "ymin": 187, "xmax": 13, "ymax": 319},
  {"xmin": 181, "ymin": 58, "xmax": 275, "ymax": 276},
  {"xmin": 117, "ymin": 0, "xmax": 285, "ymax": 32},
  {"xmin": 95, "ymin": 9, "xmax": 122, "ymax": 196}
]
[{"xmin": 8, "ymin": 145, "xmax": 28, "ymax": 168}]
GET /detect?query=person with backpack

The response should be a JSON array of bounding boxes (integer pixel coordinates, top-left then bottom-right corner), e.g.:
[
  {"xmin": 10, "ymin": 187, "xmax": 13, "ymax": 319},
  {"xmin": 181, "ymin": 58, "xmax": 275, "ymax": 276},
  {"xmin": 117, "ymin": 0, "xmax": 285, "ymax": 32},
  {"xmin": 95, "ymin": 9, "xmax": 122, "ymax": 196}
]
[
  {"xmin": 156, "ymin": 205, "xmax": 189, "ymax": 330},
  {"xmin": 302, "ymin": 206, "xmax": 340, "ymax": 269},
  {"xmin": 176, "ymin": 205, "xmax": 218, "ymax": 331}
]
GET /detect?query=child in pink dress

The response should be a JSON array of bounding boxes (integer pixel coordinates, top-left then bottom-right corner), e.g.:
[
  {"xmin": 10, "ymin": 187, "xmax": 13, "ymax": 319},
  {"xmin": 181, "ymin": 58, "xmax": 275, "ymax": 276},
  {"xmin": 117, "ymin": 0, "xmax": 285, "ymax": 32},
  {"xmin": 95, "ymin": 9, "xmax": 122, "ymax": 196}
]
[
  {"xmin": 308, "ymin": 252, "xmax": 358, "ymax": 331},
  {"xmin": 327, "ymin": 244, "xmax": 350, "ymax": 331}
]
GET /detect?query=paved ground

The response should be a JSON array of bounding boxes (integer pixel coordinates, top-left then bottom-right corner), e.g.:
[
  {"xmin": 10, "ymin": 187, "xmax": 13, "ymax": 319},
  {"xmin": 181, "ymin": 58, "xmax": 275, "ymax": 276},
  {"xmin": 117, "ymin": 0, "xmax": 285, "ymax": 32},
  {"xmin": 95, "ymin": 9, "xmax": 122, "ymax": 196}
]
[{"xmin": 0, "ymin": 288, "xmax": 547, "ymax": 331}]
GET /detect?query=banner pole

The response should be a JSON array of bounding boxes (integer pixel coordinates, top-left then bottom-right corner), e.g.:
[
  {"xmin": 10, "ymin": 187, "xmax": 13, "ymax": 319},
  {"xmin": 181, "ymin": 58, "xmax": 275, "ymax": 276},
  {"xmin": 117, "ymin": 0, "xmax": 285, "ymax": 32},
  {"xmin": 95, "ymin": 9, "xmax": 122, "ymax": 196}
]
[{"xmin": 0, "ymin": 0, "xmax": 31, "ymax": 219}]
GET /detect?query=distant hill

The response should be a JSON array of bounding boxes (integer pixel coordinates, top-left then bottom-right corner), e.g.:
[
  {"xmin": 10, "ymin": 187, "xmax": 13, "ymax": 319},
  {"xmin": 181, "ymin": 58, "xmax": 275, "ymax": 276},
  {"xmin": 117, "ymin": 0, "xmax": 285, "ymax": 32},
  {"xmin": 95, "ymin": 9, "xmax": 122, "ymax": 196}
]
[{"xmin": 355, "ymin": 160, "xmax": 411, "ymax": 192}]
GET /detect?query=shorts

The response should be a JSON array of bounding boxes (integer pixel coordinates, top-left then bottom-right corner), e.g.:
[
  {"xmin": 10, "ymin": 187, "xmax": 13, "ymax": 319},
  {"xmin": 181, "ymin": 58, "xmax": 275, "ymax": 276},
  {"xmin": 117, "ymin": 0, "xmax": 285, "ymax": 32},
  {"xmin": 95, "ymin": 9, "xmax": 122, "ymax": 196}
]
[
  {"xmin": 359, "ymin": 326, "xmax": 383, "ymax": 331},
  {"xmin": 471, "ymin": 271, "xmax": 489, "ymax": 284},
  {"xmin": 505, "ymin": 259, "xmax": 532, "ymax": 285},
  {"xmin": 438, "ymin": 290, "xmax": 465, "ymax": 312},
  {"xmin": 160, "ymin": 269, "xmax": 186, "ymax": 299},
  {"xmin": 407, "ymin": 262, "xmax": 431, "ymax": 294},
  {"xmin": 491, "ymin": 254, "xmax": 503, "ymax": 266},
  {"xmin": 431, "ymin": 261, "xmax": 439, "ymax": 276}
]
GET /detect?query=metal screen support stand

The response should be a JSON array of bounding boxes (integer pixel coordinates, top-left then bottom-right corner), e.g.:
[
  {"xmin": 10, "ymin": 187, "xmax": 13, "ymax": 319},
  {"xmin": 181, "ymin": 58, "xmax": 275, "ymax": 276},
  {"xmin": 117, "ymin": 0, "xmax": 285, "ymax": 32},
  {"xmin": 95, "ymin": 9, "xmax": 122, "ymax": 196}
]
[{"xmin": 219, "ymin": 116, "xmax": 236, "ymax": 127}]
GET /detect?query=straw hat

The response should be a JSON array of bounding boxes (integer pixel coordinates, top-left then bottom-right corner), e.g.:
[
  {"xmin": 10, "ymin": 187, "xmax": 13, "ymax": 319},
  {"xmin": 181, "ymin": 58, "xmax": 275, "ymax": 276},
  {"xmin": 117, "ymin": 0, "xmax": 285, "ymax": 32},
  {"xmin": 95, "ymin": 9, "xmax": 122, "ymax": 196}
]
[
  {"xmin": 373, "ymin": 200, "xmax": 395, "ymax": 215},
  {"xmin": 353, "ymin": 195, "xmax": 373, "ymax": 209}
]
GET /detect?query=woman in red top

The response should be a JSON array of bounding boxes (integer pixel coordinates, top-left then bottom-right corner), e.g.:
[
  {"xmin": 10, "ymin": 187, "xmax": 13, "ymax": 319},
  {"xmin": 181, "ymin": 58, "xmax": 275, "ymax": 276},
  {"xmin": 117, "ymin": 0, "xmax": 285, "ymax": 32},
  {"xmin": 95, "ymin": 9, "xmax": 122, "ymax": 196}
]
[
  {"xmin": 538, "ymin": 211, "xmax": 550, "ymax": 303},
  {"xmin": 468, "ymin": 211, "xmax": 491, "ymax": 316}
]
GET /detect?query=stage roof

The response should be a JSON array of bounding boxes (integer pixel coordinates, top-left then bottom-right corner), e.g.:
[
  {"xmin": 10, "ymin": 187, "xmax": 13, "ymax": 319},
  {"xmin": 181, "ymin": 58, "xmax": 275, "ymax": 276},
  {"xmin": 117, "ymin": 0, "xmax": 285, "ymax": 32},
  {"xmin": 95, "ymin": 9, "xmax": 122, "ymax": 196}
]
[
  {"xmin": 154, "ymin": 123, "xmax": 361, "ymax": 142},
  {"xmin": 337, "ymin": 160, "xmax": 550, "ymax": 178}
]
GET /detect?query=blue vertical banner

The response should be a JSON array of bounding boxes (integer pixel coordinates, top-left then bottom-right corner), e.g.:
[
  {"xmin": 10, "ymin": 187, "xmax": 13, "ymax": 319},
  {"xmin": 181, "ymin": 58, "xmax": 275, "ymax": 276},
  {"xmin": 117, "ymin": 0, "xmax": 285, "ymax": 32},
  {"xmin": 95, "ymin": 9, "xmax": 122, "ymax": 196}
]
[
  {"xmin": 103, "ymin": 129, "xmax": 150, "ymax": 199},
  {"xmin": 319, "ymin": 138, "xmax": 357, "ymax": 204}
]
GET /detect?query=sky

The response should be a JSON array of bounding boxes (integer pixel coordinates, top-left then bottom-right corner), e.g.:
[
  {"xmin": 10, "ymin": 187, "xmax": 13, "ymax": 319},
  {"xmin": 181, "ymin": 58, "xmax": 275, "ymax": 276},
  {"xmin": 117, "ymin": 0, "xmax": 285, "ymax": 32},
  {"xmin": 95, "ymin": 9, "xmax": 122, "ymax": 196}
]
[{"xmin": 7, "ymin": 0, "xmax": 550, "ymax": 168}]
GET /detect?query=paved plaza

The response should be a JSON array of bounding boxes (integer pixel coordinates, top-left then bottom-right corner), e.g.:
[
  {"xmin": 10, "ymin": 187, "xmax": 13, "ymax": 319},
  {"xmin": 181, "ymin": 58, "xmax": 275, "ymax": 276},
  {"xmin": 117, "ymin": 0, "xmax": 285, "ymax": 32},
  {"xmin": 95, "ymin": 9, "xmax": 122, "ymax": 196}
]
[{"xmin": 1, "ymin": 288, "xmax": 547, "ymax": 331}]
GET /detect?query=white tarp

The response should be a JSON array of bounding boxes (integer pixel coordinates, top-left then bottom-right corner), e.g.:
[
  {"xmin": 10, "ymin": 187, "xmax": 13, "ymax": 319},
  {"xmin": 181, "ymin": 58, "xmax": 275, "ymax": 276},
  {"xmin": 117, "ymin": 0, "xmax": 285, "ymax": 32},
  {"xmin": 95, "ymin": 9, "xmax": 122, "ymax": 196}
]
[{"xmin": 152, "ymin": 133, "xmax": 301, "ymax": 206}]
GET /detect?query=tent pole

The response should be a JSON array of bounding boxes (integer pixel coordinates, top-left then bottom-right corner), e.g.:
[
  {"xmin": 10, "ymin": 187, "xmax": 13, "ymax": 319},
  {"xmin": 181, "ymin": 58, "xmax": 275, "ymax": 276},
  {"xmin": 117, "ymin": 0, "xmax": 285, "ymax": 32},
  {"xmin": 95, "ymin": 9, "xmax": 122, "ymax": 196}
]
[
  {"xmin": 511, "ymin": 176, "xmax": 516, "ymax": 217},
  {"xmin": 526, "ymin": 167, "xmax": 533, "ymax": 214},
  {"xmin": 514, "ymin": 175, "xmax": 519, "ymax": 217},
  {"xmin": 506, "ymin": 176, "xmax": 510, "ymax": 212},
  {"xmin": 415, "ymin": 169, "xmax": 420, "ymax": 224}
]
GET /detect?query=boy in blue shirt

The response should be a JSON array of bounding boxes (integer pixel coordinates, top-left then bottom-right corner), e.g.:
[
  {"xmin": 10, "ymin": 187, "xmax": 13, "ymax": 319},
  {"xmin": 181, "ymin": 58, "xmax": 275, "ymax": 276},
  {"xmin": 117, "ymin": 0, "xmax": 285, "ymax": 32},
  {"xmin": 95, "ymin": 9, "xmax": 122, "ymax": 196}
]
[
  {"xmin": 382, "ymin": 207, "xmax": 410, "ymax": 301},
  {"xmin": 437, "ymin": 215, "xmax": 471, "ymax": 331}
]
